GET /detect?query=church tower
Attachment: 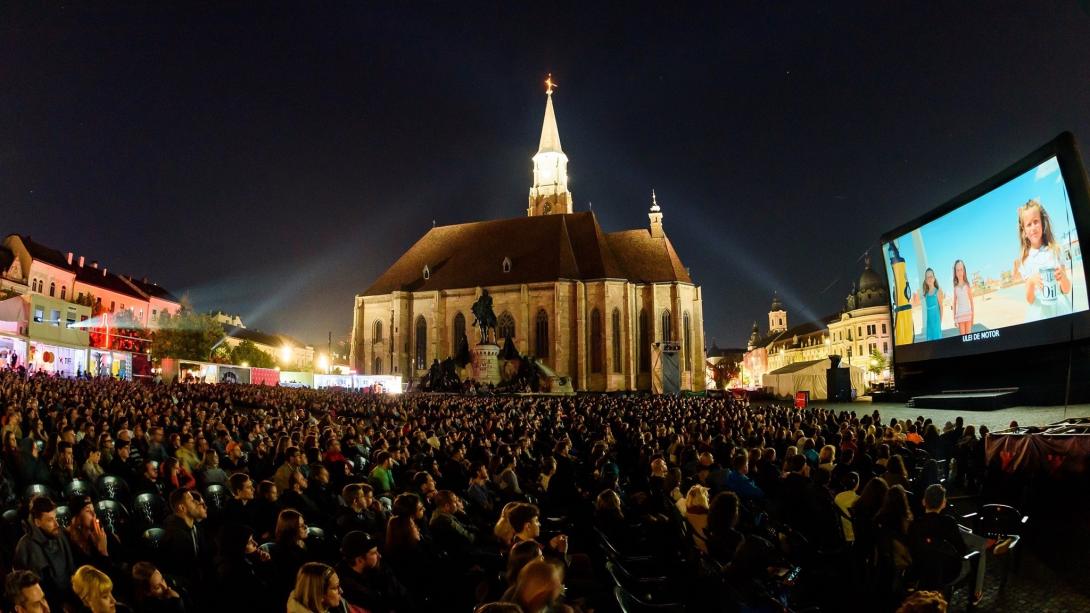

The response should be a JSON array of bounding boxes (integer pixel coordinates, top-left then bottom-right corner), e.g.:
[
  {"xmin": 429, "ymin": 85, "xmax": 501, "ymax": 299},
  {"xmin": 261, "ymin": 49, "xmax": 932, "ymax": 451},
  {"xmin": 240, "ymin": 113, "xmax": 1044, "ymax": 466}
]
[
  {"xmin": 528, "ymin": 75, "xmax": 573, "ymax": 216},
  {"xmin": 769, "ymin": 293, "xmax": 787, "ymax": 333}
]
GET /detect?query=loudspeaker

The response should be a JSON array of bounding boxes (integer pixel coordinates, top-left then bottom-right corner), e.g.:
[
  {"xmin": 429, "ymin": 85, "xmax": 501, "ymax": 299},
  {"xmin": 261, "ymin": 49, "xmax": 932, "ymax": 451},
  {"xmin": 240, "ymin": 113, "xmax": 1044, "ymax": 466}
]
[{"xmin": 827, "ymin": 368, "xmax": 852, "ymax": 402}]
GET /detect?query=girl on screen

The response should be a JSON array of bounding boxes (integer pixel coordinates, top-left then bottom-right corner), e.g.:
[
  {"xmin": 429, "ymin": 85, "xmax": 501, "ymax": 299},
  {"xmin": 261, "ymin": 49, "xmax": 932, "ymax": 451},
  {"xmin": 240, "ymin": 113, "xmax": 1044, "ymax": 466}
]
[
  {"xmin": 921, "ymin": 268, "xmax": 944, "ymax": 341},
  {"xmin": 1014, "ymin": 199, "xmax": 1072, "ymax": 322},
  {"xmin": 952, "ymin": 259, "xmax": 974, "ymax": 335}
]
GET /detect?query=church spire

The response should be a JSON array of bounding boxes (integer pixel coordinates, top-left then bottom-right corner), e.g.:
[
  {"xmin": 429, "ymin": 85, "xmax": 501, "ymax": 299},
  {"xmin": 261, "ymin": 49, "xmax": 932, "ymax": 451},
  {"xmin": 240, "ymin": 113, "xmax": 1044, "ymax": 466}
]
[
  {"xmin": 538, "ymin": 75, "xmax": 563, "ymax": 154},
  {"xmin": 648, "ymin": 189, "xmax": 664, "ymax": 237},
  {"xmin": 528, "ymin": 74, "xmax": 573, "ymax": 217}
]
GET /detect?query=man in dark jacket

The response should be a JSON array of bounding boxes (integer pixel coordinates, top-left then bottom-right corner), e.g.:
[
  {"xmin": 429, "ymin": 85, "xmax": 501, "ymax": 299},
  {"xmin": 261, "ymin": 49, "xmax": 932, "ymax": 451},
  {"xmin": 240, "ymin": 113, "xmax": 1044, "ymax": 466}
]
[
  {"xmin": 160, "ymin": 488, "xmax": 211, "ymax": 589},
  {"xmin": 12, "ymin": 496, "xmax": 76, "ymax": 609},
  {"xmin": 335, "ymin": 531, "xmax": 412, "ymax": 613}
]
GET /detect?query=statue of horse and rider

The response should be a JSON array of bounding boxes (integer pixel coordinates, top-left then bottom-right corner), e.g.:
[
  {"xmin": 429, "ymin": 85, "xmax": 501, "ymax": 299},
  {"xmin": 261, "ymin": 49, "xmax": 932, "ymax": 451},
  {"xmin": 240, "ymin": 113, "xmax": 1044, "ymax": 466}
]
[{"xmin": 470, "ymin": 289, "xmax": 497, "ymax": 345}]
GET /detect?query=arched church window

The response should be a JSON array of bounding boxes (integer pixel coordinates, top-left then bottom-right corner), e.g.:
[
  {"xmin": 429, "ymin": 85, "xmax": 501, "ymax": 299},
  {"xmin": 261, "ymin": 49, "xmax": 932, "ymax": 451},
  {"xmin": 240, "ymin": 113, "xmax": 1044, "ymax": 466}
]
[
  {"xmin": 535, "ymin": 309, "xmax": 549, "ymax": 358},
  {"xmin": 590, "ymin": 309, "xmax": 603, "ymax": 373},
  {"xmin": 497, "ymin": 311, "xmax": 516, "ymax": 341},
  {"xmin": 49, "ymin": 282, "xmax": 55, "ymax": 297},
  {"xmin": 661, "ymin": 310, "xmax": 672, "ymax": 343},
  {"xmin": 373, "ymin": 356, "xmax": 382, "ymax": 374},
  {"xmin": 60, "ymin": 286, "xmax": 66, "ymax": 300},
  {"xmin": 502, "ymin": 257, "xmax": 512, "ymax": 273},
  {"xmin": 373, "ymin": 320, "xmax": 383, "ymax": 343},
  {"xmin": 611, "ymin": 309, "xmax": 622, "ymax": 373},
  {"xmin": 414, "ymin": 316, "xmax": 427, "ymax": 370},
  {"xmin": 422, "ymin": 265, "xmax": 430, "ymax": 280},
  {"xmin": 639, "ymin": 309, "xmax": 650, "ymax": 372},
  {"xmin": 452, "ymin": 312, "xmax": 466, "ymax": 354},
  {"xmin": 683, "ymin": 311, "xmax": 692, "ymax": 372}
]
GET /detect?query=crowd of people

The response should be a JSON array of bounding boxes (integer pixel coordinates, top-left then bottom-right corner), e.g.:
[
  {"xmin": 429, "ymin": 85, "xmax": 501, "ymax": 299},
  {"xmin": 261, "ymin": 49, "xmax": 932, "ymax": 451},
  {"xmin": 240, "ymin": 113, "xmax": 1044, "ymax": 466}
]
[{"xmin": 0, "ymin": 368, "xmax": 1006, "ymax": 612}]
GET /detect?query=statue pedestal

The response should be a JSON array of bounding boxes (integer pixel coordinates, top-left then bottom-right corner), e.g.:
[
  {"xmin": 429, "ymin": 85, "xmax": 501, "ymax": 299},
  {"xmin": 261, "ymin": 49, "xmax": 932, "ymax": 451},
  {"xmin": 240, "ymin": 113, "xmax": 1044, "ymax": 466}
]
[{"xmin": 471, "ymin": 344, "xmax": 501, "ymax": 386}]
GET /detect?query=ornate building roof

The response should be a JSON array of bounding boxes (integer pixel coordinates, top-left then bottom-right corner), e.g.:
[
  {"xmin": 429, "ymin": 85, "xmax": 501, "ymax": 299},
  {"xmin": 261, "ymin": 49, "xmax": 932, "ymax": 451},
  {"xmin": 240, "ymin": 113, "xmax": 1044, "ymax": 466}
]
[
  {"xmin": 362, "ymin": 211, "xmax": 692, "ymax": 296},
  {"xmin": 853, "ymin": 252, "xmax": 889, "ymax": 309}
]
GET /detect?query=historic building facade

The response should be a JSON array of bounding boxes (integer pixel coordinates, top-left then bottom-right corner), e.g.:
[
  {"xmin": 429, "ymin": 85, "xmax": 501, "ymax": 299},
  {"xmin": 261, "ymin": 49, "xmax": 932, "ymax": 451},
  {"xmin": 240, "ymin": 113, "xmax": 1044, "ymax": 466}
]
[
  {"xmin": 351, "ymin": 86, "xmax": 705, "ymax": 392},
  {"xmin": 742, "ymin": 255, "xmax": 893, "ymax": 388}
]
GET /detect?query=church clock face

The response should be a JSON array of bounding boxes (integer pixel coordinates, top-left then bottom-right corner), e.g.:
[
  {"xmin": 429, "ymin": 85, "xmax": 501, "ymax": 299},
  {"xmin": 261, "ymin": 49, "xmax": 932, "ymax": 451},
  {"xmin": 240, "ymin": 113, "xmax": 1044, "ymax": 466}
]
[{"xmin": 543, "ymin": 203, "xmax": 552, "ymax": 214}]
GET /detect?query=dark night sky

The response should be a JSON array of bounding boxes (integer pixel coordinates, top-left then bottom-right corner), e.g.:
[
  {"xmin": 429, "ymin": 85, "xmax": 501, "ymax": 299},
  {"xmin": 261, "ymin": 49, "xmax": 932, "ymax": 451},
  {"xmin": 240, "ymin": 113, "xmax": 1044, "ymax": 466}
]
[{"xmin": 4, "ymin": 3, "xmax": 1090, "ymax": 350}]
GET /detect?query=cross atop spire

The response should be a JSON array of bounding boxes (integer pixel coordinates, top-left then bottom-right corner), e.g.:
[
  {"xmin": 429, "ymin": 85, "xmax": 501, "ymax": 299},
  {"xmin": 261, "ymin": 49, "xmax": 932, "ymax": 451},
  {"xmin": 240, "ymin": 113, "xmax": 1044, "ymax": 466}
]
[
  {"xmin": 545, "ymin": 73, "xmax": 557, "ymax": 95},
  {"xmin": 650, "ymin": 189, "xmax": 661, "ymax": 212}
]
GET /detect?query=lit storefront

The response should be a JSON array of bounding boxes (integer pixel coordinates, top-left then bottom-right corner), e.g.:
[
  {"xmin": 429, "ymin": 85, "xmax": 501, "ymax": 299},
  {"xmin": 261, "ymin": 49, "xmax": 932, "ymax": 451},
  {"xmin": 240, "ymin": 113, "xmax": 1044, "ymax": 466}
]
[
  {"xmin": 89, "ymin": 349, "xmax": 133, "ymax": 380},
  {"xmin": 0, "ymin": 335, "xmax": 28, "ymax": 370},
  {"xmin": 28, "ymin": 341, "xmax": 87, "ymax": 377}
]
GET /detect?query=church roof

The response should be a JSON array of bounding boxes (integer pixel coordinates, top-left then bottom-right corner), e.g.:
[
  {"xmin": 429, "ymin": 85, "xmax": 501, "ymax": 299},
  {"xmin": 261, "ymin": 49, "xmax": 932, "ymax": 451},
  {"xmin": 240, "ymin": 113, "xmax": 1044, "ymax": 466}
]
[
  {"xmin": 362, "ymin": 212, "xmax": 692, "ymax": 296},
  {"xmin": 537, "ymin": 93, "xmax": 563, "ymax": 154}
]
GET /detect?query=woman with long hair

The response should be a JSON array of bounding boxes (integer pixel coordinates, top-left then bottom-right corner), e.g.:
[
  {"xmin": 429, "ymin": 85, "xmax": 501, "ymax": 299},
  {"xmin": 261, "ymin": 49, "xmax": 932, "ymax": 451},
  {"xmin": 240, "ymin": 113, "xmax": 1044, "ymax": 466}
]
[
  {"xmin": 881, "ymin": 455, "xmax": 910, "ymax": 490},
  {"xmin": 287, "ymin": 562, "xmax": 348, "ymax": 613},
  {"xmin": 130, "ymin": 562, "xmax": 184, "ymax": 613},
  {"xmin": 875, "ymin": 485, "xmax": 914, "ymax": 570},
  {"xmin": 269, "ymin": 509, "xmax": 314, "ymax": 605}
]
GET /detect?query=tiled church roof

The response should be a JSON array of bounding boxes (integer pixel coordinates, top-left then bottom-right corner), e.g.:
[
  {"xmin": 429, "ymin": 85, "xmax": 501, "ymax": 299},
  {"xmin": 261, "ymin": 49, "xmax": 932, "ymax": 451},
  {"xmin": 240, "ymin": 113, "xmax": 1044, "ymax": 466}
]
[{"xmin": 362, "ymin": 212, "xmax": 692, "ymax": 296}]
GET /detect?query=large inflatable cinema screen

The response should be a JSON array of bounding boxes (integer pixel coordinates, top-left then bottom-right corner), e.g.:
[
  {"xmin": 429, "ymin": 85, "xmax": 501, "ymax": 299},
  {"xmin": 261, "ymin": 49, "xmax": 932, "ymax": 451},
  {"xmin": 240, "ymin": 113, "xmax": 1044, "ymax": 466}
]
[{"xmin": 882, "ymin": 133, "xmax": 1090, "ymax": 363}]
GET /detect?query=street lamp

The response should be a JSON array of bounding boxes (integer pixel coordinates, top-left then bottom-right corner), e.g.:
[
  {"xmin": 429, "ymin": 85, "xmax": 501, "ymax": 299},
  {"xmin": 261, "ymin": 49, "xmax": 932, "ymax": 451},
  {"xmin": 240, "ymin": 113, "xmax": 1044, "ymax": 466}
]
[
  {"xmin": 317, "ymin": 354, "xmax": 329, "ymax": 373},
  {"xmin": 280, "ymin": 345, "xmax": 293, "ymax": 367}
]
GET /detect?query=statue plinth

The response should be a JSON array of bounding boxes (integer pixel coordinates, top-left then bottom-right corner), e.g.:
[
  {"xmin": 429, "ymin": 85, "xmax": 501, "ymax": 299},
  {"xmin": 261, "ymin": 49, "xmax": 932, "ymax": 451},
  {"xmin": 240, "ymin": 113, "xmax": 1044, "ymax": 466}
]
[{"xmin": 471, "ymin": 344, "xmax": 501, "ymax": 386}]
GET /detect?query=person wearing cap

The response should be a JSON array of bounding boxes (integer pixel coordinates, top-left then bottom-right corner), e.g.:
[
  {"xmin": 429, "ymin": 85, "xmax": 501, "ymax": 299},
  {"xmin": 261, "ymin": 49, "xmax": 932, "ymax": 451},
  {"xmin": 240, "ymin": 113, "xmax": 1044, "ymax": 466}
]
[
  {"xmin": 214, "ymin": 523, "xmax": 274, "ymax": 611},
  {"xmin": 221, "ymin": 441, "xmax": 248, "ymax": 474},
  {"xmin": 13, "ymin": 496, "xmax": 76, "ymax": 609},
  {"xmin": 65, "ymin": 496, "xmax": 117, "ymax": 573},
  {"xmin": 334, "ymin": 531, "xmax": 411, "ymax": 613}
]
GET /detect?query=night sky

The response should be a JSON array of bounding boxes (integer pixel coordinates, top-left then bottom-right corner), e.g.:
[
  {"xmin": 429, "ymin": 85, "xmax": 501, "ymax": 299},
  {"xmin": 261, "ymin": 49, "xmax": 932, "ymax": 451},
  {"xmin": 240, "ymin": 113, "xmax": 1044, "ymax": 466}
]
[{"xmin": 4, "ymin": 3, "xmax": 1090, "ymax": 351}]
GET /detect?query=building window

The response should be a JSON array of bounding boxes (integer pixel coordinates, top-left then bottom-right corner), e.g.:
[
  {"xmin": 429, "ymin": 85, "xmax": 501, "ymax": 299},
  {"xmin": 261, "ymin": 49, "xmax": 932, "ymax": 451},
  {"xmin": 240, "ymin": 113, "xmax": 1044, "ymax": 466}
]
[
  {"xmin": 50, "ymin": 309, "xmax": 60, "ymax": 326},
  {"xmin": 857, "ymin": 326, "xmax": 862, "ymax": 337},
  {"xmin": 661, "ymin": 310, "xmax": 672, "ymax": 342},
  {"xmin": 497, "ymin": 311, "xmax": 516, "ymax": 342},
  {"xmin": 883, "ymin": 342, "xmax": 888, "ymax": 353},
  {"xmin": 683, "ymin": 311, "xmax": 692, "ymax": 372},
  {"xmin": 535, "ymin": 309, "xmax": 549, "ymax": 358},
  {"xmin": 66, "ymin": 313, "xmax": 75, "ymax": 328},
  {"xmin": 49, "ymin": 282, "xmax": 55, "ymax": 297},
  {"xmin": 858, "ymin": 344, "xmax": 863, "ymax": 356},
  {"xmin": 590, "ymin": 309, "xmax": 603, "ymax": 373},
  {"xmin": 373, "ymin": 356, "xmax": 382, "ymax": 374},
  {"xmin": 372, "ymin": 320, "xmax": 383, "ymax": 343},
  {"xmin": 611, "ymin": 308, "xmax": 622, "ymax": 373},
  {"xmin": 110, "ymin": 301, "xmax": 115, "ymax": 311},
  {"xmin": 502, "ymin": 257, "xmax": 512, "ymax": 273},
  {"xmin": 639, "ymin": 309, "xmax": 650, "ymax": 372},
  {"xmin": 33, "ymin": 307, "xmax": 43, "ymax": 323},
  {"xmin": 60, "ymin": 286, "xmax": 66, "ymax": 300},
  {"xmin": 422, "ymin": 265, "xmax": 430, "ymax": 280},
  {"xmin": 414, "ymin": 316, "xmax": 427, "ymax": 370},
  {"xmin": 882, "ymin": 323, "xmax": 887, "ymax": 334},
  {"xmin": 452, "ymin": 312, "xmax": 466, "ymax": 354}
]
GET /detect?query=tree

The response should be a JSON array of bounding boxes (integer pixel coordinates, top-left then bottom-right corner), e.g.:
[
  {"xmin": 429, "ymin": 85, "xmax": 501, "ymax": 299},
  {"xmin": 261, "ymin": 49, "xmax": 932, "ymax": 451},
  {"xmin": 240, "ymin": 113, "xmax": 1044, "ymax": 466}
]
[
  {"xmin": 867, "ymin": 348, "xmax": 887, "ymax": 378},
  {"xmin": 711, "ymin": 360, "xmax": 741, "ymax": 389},
  {"xmin": 150, "ymin": 310, "xmax": 225, "ymax": 364},
  {"xmin": 229, "ymin": 340, "xmax": 276, "ymax": 368}
]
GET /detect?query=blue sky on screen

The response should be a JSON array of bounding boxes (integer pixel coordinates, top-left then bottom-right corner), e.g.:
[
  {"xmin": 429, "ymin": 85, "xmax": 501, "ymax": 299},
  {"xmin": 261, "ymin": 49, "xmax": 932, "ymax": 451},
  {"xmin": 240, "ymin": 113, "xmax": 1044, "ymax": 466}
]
[{"xmin": 884, "ymin": 157, "xmax": 1078, "ymax": 294}]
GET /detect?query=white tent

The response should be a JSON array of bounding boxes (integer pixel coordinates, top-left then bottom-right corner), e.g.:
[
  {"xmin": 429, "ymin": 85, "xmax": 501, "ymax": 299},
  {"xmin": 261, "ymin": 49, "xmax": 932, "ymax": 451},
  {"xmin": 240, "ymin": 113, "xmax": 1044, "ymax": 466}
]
[
  {"xmin": 0, "ymin": 296, "xmax": 27, "ymax": 335},
  {"xmin": 762, "ymin": 357, "xmax": 865, "ymax": 400}
]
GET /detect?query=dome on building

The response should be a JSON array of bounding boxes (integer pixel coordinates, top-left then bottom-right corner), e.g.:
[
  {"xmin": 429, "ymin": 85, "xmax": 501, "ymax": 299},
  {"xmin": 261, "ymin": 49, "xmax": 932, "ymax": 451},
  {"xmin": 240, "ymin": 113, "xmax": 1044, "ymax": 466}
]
[{"xmin": 854, "ymin": 252, "xmax": 889, "ymax": 309}]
